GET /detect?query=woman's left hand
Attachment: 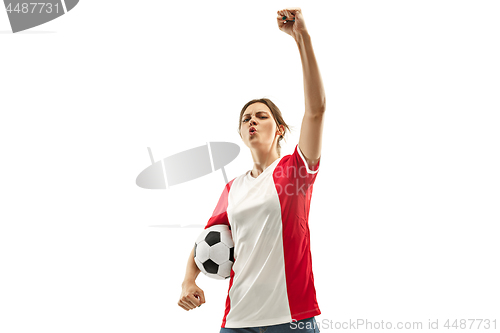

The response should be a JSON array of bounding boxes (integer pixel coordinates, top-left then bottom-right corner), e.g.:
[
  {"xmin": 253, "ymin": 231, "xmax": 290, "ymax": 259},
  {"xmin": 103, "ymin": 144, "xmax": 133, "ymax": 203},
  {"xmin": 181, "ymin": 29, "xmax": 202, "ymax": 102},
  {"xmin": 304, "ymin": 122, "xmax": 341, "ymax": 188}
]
[{"xmin": 277, "ymin": 7, "xmax": 308, "ymax": 41}]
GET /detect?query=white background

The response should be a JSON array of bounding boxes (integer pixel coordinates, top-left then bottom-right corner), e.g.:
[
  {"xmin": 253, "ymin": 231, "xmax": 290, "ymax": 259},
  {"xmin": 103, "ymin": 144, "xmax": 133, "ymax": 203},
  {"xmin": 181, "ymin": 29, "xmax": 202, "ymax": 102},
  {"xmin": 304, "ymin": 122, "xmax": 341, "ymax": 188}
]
[{"xmin": 1, "ymin": 1, "xmax": 499, "ymax": 332}]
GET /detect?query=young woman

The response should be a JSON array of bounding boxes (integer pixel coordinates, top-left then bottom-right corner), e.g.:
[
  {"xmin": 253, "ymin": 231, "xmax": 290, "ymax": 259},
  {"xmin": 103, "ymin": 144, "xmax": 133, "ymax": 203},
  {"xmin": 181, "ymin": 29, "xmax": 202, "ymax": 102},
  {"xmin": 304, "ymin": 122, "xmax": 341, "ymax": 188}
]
[{"xmin": 178, "ymin": 7, "xmax": 326, "ymax": 333}]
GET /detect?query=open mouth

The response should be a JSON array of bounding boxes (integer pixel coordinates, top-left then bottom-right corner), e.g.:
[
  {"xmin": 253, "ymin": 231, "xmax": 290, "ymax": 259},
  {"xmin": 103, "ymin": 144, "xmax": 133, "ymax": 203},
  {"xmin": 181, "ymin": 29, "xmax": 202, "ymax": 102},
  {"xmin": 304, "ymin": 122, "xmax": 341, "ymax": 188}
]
[{"xmin": 249, "ymin": 127, "xmax": 257, "ymax": 135}]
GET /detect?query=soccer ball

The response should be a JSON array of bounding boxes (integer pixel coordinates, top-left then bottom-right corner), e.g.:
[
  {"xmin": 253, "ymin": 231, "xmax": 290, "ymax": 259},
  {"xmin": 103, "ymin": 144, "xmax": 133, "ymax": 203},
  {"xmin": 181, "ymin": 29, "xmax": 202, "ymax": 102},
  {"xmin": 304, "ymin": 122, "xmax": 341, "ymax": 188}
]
[{"xmin": 194, "ymin": 224, "xmax": 234, "ymax": 280}]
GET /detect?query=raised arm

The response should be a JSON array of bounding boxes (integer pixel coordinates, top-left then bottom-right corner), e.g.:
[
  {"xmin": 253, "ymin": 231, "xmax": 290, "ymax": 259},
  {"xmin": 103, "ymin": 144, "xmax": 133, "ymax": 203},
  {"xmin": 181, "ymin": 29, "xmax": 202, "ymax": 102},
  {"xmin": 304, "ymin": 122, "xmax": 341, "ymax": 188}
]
[{"xmin": 277, "ymin": 8, "xmax": 326, "ymax": 169}]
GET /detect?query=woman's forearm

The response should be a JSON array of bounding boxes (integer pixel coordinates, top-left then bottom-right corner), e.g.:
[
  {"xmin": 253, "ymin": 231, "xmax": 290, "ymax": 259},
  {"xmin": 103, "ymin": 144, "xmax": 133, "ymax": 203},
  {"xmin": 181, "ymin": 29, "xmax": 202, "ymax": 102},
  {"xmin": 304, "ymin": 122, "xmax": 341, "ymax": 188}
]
[
  {"xmin": 182, "ymin": 246, "xmax": 201, "ymax": 285},
  {"xmin": 296, "ymin": 32, "xmax": 326, "ymax": 116}
]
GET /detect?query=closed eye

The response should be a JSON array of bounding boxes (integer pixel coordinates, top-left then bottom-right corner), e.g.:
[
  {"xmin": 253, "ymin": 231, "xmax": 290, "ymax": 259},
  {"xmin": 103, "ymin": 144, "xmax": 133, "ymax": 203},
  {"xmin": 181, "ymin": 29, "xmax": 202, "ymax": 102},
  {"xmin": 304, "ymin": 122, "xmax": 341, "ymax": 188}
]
[{"xmin": 243, "ymin": 117, "xmax": 267, "ymax": 122}]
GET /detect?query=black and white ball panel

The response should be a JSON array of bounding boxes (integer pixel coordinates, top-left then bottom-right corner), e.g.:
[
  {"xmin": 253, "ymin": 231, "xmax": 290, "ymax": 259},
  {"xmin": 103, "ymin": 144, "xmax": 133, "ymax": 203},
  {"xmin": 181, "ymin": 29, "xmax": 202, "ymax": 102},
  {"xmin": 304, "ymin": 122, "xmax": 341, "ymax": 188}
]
[{"xmin": 194, "ymin": 224, "xmax": 234, "ymax": 280}]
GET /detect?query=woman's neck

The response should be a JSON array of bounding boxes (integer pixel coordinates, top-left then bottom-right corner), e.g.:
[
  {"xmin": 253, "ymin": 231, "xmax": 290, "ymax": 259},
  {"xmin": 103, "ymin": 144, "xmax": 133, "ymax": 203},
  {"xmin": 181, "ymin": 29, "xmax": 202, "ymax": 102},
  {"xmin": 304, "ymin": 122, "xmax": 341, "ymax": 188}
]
[{"xmin": 250, "ymin": 147, "xmax": 280, "ymax": 178}]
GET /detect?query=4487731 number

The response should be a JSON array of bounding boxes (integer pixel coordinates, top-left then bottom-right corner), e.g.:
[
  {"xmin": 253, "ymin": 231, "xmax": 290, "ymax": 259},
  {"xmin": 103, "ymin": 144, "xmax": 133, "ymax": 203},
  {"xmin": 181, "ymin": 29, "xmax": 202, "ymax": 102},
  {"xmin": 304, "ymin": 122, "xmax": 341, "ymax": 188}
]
[
  {"xmin": 6, "ymin": 3, "xmax": 60, "ymax": 14},
  {"xmin": 444, "ymin": 319, "xmax": 496, "ymax": 330}
]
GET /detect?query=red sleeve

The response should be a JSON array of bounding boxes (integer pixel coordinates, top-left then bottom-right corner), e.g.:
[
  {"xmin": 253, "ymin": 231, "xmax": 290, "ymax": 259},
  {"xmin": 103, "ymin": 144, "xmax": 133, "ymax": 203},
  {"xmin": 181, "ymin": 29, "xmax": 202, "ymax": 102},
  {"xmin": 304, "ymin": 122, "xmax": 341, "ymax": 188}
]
[
  {"xmin": 276, "ymin": 144, "xmax": 320, "ymax": 189},
  {"xmin": 204, "ymin": 178, "xmax": 235, "ymax": 230}
]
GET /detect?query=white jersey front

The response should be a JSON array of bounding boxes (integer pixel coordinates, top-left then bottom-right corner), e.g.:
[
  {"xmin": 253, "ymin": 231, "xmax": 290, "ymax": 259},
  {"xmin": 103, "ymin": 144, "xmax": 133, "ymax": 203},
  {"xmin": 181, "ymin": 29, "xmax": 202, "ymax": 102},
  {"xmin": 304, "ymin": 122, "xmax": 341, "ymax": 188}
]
[{"xmin": 204, "ymin": 144, "xmax": 321, "ymax": 328}]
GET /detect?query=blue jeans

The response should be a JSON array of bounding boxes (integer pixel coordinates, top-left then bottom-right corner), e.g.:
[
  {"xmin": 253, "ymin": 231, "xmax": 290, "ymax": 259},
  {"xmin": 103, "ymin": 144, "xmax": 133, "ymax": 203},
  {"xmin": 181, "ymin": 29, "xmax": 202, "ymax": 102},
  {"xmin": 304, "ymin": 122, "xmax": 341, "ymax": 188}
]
[{"xmin": 220, "ymin": 317, "xmax": 320, "ymax": 333}]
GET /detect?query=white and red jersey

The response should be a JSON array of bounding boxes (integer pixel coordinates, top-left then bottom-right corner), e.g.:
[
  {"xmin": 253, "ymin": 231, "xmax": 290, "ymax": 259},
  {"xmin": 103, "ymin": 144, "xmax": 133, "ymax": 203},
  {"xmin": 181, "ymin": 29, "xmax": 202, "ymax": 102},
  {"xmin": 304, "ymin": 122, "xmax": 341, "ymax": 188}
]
[{"xmin": 204, "ymin": 144, "xmax": 321, "ymax": 328}]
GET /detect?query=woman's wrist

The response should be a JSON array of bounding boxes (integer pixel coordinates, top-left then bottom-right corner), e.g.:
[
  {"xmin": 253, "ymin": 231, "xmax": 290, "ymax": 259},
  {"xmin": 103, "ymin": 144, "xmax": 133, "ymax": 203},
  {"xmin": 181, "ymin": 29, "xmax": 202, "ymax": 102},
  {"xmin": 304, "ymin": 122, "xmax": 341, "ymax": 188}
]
[
  {"xmin": 295, "ymin": 31, "xmax": 311, "ymax": 45},
  {"xmin": 182, "ymin": 278, "xmax": 196, "ymax": 287}
]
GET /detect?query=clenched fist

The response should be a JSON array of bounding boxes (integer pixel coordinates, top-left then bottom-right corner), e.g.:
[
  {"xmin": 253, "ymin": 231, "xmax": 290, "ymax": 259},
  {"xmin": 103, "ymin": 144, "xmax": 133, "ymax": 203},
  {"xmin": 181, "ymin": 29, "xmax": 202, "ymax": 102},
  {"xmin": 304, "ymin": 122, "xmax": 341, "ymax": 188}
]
[
  {"xmin": 178, "ymin": 281, "xmax": 205, "ymax": 311},
  {"xmin": 277, "ymin": 7, "xmax": 308, "ymax": 41}
]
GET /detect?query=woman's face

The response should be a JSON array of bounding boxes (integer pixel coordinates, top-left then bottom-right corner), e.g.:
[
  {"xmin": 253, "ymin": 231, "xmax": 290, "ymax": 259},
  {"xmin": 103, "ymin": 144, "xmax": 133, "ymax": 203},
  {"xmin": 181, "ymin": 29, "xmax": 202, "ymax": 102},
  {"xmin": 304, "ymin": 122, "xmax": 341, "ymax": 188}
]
[{"xmin": 240, "ymin": 102, "xmax": 283, "ymax": 151}]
